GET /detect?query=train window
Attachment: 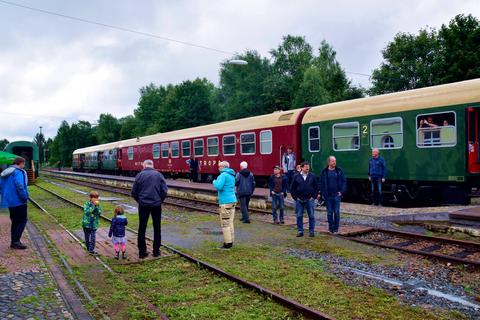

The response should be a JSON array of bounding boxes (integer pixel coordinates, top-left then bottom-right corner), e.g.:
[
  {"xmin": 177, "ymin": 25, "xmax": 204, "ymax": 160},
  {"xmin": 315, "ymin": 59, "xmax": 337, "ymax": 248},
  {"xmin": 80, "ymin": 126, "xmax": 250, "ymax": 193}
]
[
  {"xmin": 207, "ymin": 137, "xmax": 219, "ymax": 156},
  {"xmin": 222, "ymin": 135, "xmax": 236, "ymax": 156},
  {"xmin": 127, "ymin": 147, "xmax": 134, "ymax": 160},
  {"xmin": 181, "ymin": 140, "xmax": 191, "ymax": 158},
  {"xmin": 240, "ymin": 133, "xmax": 256, "ymax": 155},
  {"xmin": 161, "ymin": 143, "xmax": 169, "ymax": 158},
  {"xmin": 194, "ymin": 139, "xmax": 204, "ymax": 157},
  {"xmin": 416, "ymin": 111, "xmax": 456, "ymax": 148},
  {"xmin": 260, "ymin": 130, "xmax": 272, "ymax": 154},
  {"xmin": 333, "ymin": 122, "xmax": 359, "ymax": 151},
  {"xmin": 171, "ymin": 141, "xmax": 179, "ymax": 158},
  {"xmin": 308, "ymin": 126, "xmax": 320, "ymax": 152},
  {"xmin": 152, "ymin": 144, "xmax": 160, "ymax": 159},
  {"xmin": 370, "ymin": 117, "xmax": 403, "ymax": 149}
]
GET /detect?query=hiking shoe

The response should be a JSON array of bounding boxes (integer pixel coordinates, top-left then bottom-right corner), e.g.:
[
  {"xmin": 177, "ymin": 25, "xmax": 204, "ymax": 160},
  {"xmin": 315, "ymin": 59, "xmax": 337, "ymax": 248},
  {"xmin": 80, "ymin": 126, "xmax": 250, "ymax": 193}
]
[
  {"xmin": 153, "ymin": 251, "xmax": 161, "ymax": 257},
  {"xmin": 115, "ymin": 251, "xmax": 119, "ymax": 260},
  {"xmin": 296, "ymin": 232, "xmax": 304, "ymax": 237},
  {"xmin": 309, "ymin": 232, "xmax": 315, "ymax": 237},
  {"xmin": 122, "ymin": 251, "xmax": 126, "ymax": 259},
  {"xmin": 10, "ymin": 242, "xmax": 27, "ymax": 250},
  {"xmin": 220, "ymin": 243, "xmax": 233, "ymax": 249},
  {"xmin": 139, "ymin": 252, "xmax": 149, "ymax": 259}
]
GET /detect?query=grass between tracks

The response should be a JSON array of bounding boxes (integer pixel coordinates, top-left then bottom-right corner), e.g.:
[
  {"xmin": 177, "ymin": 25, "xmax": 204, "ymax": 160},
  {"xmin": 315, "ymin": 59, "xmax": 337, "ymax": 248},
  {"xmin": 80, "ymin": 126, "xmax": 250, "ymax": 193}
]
[
  {"xmin": 33, "ymin": 178, "xmax": 469, "ymax": 320},
  {"xmin": 28, "ymin": 182, "xmax": 300, "ymax": 319}
]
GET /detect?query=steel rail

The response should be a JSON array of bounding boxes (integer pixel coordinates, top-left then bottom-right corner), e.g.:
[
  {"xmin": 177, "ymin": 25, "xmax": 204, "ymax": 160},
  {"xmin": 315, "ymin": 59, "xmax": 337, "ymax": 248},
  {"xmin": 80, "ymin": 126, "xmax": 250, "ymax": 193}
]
[
  {"xmin": 341, "ymin": 228, "xmax": 480, "ymax": 267},
  {"xmin": 34, "ymin": 183, "xmax": 335, "ymax": 320}
]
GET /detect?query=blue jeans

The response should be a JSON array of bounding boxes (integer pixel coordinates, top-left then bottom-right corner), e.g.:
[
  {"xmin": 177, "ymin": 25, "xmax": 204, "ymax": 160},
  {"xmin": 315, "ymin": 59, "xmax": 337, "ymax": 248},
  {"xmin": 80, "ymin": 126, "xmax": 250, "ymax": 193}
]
[
  {"xmin": 286, "ymin": 170, "xmax": 295, "ymax": 192},
  {"xmin": 325, "ymin": 196, "xmax": 341, "ymax": 232},
  {"xmin": 271, "ymin": 193, "xmax": 285, "ymax": 222},
  {"xmin": 370, "ymin": 177, "xmax": 383, "ymax": 205},
  {"xmin": 295, "ymin": 199, "xmax": 315, "ymax": 234}
]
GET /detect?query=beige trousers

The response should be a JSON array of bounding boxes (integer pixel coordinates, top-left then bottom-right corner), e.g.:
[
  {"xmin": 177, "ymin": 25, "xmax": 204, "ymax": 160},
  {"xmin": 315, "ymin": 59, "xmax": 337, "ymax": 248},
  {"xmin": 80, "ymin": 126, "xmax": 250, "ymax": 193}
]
[{"xmin": 219, "ymin": 203, "xmax": 236, "ymax": 244}]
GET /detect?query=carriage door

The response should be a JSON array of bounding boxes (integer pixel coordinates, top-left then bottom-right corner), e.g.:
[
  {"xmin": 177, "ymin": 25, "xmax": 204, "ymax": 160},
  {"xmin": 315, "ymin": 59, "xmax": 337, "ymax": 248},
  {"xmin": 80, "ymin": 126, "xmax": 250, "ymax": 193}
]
[{"xmin": 467, "ymin": 107, "xmax": 480, "ymax": 173}]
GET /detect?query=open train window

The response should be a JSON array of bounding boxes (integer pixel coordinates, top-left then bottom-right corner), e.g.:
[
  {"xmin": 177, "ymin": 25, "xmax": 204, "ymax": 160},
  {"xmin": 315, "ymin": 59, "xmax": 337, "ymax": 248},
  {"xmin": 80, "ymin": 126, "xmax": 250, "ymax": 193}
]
[
  {"xmin": 171, "ymin": 141, "xmax": 179, "ymax": 158},
  {"xmin": 333, "ymin": 122, "xmax": 359, "ymax": 151},
  {"xmin": 181, "ymin": 140, "xmax": 191, "ymax": 158},
  {"xmin": 370, "ymin": 117, "xmax": 403, "ymax": 149},
  {"xmin": 260, "ymin": 130, "xmax": 272, "ymax": 154},
  {"xmin": 207, "ymin": 137, "xmax": 219, "ymax": 156},
  {"xmin": 308, "ymin": 126, "xmax": 320, "ymax": 152},
  {"xmin": 194, "ymin": 139, "xmax": 204, "ymax": 157},
  {"xmin": 127, "ymin": 147, "xmax": 134, "ymax": 160},
  {"xmin": 222, "ymin": 135, "xmax": 236, "ymax": 156},
  {"xmin": 416, "ymin": 111, "xmax": 456, "ymax": 148},
  {"xmin": 240, "ymin": 133, "xmax": 256, "ymax": 155},
  {"xmin": 152, "ymin": 144, "xmax": 160, "ymax": 159},
  {"xmin": 161, "ymin": 143, "xmax": 169, "ymax": 158}
]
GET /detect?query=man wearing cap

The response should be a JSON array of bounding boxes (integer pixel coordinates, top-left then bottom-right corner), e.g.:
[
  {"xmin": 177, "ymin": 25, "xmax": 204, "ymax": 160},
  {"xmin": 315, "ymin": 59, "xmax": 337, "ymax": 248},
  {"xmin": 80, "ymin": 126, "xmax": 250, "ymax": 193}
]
[
  {"xmin": 268, "ymin": 165, "xmax": 288, "ymax": 224},
  {"xmin": 0, "ymin": 157, "xmax": 29, "ymax": 249}
]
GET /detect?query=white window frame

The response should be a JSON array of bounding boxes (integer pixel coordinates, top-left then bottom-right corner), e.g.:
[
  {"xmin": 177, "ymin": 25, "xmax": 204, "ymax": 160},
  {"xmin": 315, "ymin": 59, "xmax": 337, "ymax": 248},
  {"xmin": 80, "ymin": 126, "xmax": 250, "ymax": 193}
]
[
  {"xmin": 171, "ymin": 141, "xmax": 179, "ymax": 158},
  {"xmin": 260, "ymin": 130, "xmax": 273, "ymax": 155},
  {"xmin": 308, "ymin": 126, "xmax": 320, "ymax": 152},
  {"xmin": 240, "ymin": 132, "xmax": 256, "ymax": 155},
  {"xmin": 416, "ymin": 111, "xmax": 457, "ymax": 148},
  {"xmin": 370, "ymin": 117, "xmax": 403, "ymax": 150},
  {"xmin": 152, "ymin": 144, "xmax": 160, "ymax": 159},
  {"xmin": 332, "ymin": 122, "xmax": 360, "ymax": 151},
  {"xmin": 161, "ymin": 142, "xmax": 169, "ymax": 158},
  {"xmin": 194, "ymin": 138, "xmax": 204, "ymax": 157},
  {"xmin": 207, "ymin": 137, "xmax": 219, "ymax": 156},
  {"xmin": 222, "ymin": 135, "xmax": 236, "ymax": 156},
  {"xmin": 127, "ymin": 147, "xmax": 134, "ymax": 160},
  {"xmin": 181, "ymin": 140, "xmax": 191, "ymax": 158}
]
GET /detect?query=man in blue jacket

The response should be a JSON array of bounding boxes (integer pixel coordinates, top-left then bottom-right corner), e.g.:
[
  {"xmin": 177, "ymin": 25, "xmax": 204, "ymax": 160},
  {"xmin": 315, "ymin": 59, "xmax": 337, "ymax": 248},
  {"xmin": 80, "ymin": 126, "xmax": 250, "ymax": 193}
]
[
  {"xmin": 213, "ymin": 161, "xmax": 237, "ymax": 249},
  {"xmin": 368, "ymin": 148, "xmax": 386, "ymax": 206},
  {"xmin": 131, "ymin": 159, "xmax": 168, "ymax": 258},
  {"xmin": 0, "ymin": 157, "xmax": 29, "ymax": 249},
  {"xmin": 290, "ymin": 162, "xmax": 318, "ymax": 237},
  {"xmin": 319, "ymin": 156, "xmax": 347, "ymax": 234}
]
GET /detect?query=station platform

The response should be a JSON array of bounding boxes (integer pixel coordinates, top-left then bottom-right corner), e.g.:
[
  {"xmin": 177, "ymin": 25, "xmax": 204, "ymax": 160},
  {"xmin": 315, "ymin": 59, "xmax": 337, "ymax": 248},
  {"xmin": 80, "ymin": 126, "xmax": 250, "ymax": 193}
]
[{"xmin": 449, "ymin": 206, "xmax": 480, "ymax": 221}]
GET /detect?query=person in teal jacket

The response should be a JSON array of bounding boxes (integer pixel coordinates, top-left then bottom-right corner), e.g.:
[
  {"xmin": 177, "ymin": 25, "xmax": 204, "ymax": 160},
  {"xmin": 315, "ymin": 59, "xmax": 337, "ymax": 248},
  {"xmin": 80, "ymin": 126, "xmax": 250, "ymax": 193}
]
[
  {"xmin": 213, "ymin": 161, "xmax": 237, "ymax": 249},
  {"xmin": 0, "ymin": 157, "xmax": 29, "ymax": 249},
  {"xmin": 82, "ymin": 191, "xmax": 103, "ymax": 254}
]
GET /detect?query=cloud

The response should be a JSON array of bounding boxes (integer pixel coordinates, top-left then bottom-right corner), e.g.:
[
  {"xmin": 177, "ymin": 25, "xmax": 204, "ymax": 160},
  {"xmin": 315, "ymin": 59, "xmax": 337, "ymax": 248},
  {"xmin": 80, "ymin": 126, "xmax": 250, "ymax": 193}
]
[{"xmin": 0, "ymin": 0, "xmax": 479, "ymax": 142}]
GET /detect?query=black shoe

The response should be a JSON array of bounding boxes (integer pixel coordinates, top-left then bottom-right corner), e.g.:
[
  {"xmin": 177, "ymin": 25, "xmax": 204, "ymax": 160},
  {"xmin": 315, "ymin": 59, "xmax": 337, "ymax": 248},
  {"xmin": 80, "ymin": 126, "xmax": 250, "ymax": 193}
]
[
  {"xmin": 10, "ymin": 242, "xmax": 27, "ymax": 250},
  {"xmin": 139, "ymin": 252, "xmax": 149, "ymax": 259},
  {"xmin": 153, "ymin": 251, "xmax": 161, "ymax": 257},
  {"xmin": 242, "ymin": 220, "xmax": 251, "ymax": 224},
  {"xmin": 240, "ymin": 218, "xmax": 245, "ymax": 222},
  {"xmin": 280, "ymin": 221, "xmax": 285, "ymax": 224},
  {"xmin": 296, "ymin": 232, "xmax": 304, "ymax": 237},
  {"xmin": 122, "ymin": 251, "xmax": 126, "ymax": 259},
  {"xmin": 88, "ymin": 250, "xmax": 98, "ymax": 256},
  {"xmin": 115, "ymin": 251, "xmax": 119, "ymax": 260},
  {"xmin": 274, "ymin": 221, "xmax": 280, "ymax": 225},
  {"xmin": 220, "ymin": 243, "xmax": 233, "ymax": 249},
  {"xmin": 309, "ymin": 232, "xmax": 315, "ymax": 237}
]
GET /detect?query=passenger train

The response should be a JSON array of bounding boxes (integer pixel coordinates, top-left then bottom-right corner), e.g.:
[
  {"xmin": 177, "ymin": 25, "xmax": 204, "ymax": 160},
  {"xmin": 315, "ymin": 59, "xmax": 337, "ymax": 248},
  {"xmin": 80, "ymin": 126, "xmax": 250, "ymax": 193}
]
[{"xmin": 73, "ymin": 79, "xmax": 480, "ymax": 204}]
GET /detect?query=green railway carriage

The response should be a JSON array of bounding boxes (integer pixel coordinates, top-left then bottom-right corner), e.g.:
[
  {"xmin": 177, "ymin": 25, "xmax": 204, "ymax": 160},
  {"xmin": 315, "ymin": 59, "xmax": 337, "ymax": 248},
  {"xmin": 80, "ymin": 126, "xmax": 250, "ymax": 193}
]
[
  {"xmin": 72, "ymin": 142, "xmax": 121, "ymax": 172},
  {"xmin": 3, "ymin": 141, "xmax": 39, "ymax": 182},
  {"xmin": 301, "ymin": 79, "xmax": 480, "ymax": 204}
]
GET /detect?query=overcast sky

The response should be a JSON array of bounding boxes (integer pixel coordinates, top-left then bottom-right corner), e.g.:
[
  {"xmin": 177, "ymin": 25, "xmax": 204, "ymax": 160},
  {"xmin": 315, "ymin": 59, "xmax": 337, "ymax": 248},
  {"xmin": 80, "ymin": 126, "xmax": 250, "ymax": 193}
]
[{"xmin": 1, "ymin": 0, "xmax": 479, "ymax": 142}]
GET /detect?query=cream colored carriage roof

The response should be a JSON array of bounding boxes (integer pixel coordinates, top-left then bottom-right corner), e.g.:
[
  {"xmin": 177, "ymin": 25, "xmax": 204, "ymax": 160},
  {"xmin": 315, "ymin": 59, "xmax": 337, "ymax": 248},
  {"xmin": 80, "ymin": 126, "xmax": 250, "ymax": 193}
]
[
  {"xmin": 73, "ymin": 141, "xmax": 121, "ymax": 155},
  {"xmin": 303, "ymin": 78, "xmax": 480, "ymax": 124},
  {"xmin": 118, "ymin": 108, "xmax": 305, "ymax": 148}
]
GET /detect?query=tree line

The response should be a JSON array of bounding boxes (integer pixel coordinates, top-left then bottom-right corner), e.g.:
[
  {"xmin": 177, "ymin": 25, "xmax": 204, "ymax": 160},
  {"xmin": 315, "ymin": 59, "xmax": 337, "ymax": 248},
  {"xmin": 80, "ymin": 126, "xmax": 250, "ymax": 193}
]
[{"xmin": 9, "ymin": 14, "xmax": 478, "ymax": 166}]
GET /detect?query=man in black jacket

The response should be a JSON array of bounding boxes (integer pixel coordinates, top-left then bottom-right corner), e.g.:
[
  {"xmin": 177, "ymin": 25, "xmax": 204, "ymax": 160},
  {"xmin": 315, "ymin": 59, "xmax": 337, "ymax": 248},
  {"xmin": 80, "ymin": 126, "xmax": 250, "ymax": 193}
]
[
  {"xmin": 319, "ymin": 156, "xmax": 347, "ymax": 234},
  {"xmin": 235, "ymin": 161, "xmax": 255, "ymax": 223},
  {"xmin": 290, "ymin": 162, "xmax": 318, "ymax": 237},
  {"xmin": 131, "ymin": 159, "xmax": 168, "ymax": 258}
]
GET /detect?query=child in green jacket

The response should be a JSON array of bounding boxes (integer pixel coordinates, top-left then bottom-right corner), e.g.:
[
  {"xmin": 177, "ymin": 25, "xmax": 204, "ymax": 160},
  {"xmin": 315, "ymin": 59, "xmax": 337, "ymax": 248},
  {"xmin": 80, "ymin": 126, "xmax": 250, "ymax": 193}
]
[{"xmin": 82, "ymin": 191, "xmax": 102, "ymax": 254}]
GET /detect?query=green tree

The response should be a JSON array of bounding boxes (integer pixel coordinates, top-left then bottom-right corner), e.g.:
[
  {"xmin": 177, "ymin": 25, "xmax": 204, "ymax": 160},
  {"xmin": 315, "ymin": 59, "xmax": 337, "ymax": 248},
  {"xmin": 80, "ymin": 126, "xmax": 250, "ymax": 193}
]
[
  {"xmin": 0, "ymin": 139, "xmax": 9, "ymax": 150},
  {"xmin": 96, "ymin": 113, "xmax": 121, "ymax": 144},
  {"xmin": 134, "ymin": 83, "xmax": 168, "ymax": 135},
  {"xmin": 156, "ymin": 79, "xmax": 215, "ymax": 132},
  {"xmin": 33, "ymin": 132, "xmax": 46, "ymax": 164},
  {"xmin": 438, "ymin": 14, "xmax": 480, "ymax": 83},
  {"xmin": 264, "ymin": 35, "xmax": 313, "ymax": 111},
  {"xmin": 370, "ymin": 28, "xmax": 441, "ymax": 95},
  {"xmin": 218, "ymin": 50, "xmax": 271, "ymax": 120},
  {"xmin": 119, "ymin": 115, "xmax": 139, "ymax": 139}
]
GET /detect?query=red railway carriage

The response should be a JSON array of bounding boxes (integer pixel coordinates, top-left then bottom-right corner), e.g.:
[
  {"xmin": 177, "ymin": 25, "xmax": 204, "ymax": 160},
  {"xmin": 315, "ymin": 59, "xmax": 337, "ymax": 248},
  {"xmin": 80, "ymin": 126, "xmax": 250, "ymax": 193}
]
[{"xmin": 119, "ymin": 108, "xmax": 308, "ymax": 181}]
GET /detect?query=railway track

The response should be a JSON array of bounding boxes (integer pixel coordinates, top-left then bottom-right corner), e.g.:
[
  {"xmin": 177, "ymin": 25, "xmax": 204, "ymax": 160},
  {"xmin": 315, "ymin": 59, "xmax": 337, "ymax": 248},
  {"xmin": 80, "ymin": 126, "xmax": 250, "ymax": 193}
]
[
  {"xmin": 343, "ymin": 229, "xmax": 480, "ymax": 267},
  {"xmin": 45, "ymin": 174, "xmax": 480, "ymax": 268},
  {"xmin": 43, "ymin": 173, "xmax": 273, "ymax": 215},
  {"xmin": 32, "ymin": 183, "xmax": 335, "ymax": 320}
]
